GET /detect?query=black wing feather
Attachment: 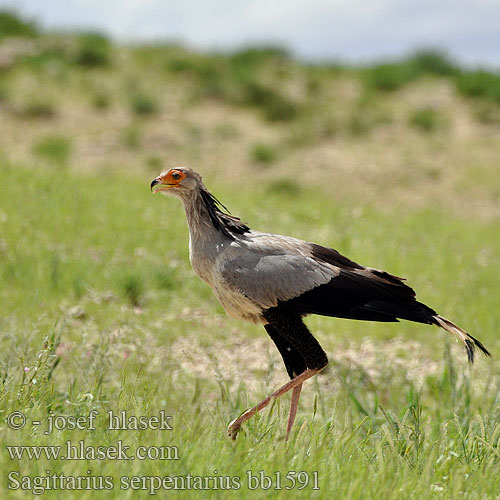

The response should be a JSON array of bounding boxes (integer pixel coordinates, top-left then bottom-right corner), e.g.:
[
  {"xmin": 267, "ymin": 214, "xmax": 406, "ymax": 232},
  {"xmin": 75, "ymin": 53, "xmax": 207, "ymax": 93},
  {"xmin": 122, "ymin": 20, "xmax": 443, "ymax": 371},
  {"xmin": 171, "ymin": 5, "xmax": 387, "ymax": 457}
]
[{"xmin": 281, "ymin": 243, "xmax": 435, "ymax": 324}]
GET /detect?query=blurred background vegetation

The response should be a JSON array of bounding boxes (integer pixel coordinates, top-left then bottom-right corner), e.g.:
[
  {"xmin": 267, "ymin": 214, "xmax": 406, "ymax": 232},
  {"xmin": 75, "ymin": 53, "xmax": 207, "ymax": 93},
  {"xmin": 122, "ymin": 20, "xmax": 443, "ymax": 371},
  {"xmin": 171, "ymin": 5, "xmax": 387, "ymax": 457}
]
[{"xmin": 0, "ymin": 10, "xmax": 499, "ymax": 217}]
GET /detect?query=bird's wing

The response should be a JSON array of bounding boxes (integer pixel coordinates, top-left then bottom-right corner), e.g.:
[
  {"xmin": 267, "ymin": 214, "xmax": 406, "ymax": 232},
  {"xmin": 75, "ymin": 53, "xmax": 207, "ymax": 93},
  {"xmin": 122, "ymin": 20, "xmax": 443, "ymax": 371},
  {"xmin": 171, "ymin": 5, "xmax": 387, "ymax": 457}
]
[
  {"xmin": 218, "ymin": 231, "xmax": 338, "ymax": 309},
  {"xmin": 287, "ymin": 242, "xmax": 437, "ymax": 323},
  {"xmin": 218, "ymin": 232, "xmax": 434, "ymax": 323},
  {"xmin": 217, "ymin": 232, "xmax": 340, "ymax": 309}
]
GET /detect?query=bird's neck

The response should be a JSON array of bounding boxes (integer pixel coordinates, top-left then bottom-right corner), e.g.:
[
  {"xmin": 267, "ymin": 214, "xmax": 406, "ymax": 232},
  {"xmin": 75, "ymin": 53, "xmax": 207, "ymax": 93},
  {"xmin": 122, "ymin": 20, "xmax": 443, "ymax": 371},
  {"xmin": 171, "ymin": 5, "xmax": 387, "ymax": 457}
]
[
  {"xmin": 181, "ymin": 190, "xmax": 230, "ymax": 285},
  {"xmin": 181, "ymin": 188, "xmax": 249, "ymax": 243},
  {"xmin": 182, "ymin": 189, "xmax": 224, "ymax": 243}
]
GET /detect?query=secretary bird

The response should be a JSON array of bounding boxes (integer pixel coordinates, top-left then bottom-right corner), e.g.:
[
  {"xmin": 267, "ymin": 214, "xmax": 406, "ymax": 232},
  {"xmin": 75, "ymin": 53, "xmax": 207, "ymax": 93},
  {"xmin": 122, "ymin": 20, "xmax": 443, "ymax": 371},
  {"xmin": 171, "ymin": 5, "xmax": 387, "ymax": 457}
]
[{"xmin": 151, "ymin": 167, "xmax": 490, "ymax": 440}]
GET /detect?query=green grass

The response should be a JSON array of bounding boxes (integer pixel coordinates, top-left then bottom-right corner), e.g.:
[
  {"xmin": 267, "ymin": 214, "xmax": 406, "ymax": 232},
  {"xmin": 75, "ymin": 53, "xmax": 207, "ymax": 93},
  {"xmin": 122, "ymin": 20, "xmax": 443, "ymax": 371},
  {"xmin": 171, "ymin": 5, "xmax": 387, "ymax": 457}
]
[{"xmin": 1, "ymin": 163, "xmax": 500, "ymax": 499}]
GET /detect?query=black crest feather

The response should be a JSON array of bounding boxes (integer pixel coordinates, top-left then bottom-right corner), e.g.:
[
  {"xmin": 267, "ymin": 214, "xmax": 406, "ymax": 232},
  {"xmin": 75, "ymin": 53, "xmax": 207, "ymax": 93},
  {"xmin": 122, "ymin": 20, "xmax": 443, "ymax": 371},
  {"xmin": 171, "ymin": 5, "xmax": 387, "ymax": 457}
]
[{"xmin": 199, "ymin": 189, "xmax": 250, "ymax": 239}]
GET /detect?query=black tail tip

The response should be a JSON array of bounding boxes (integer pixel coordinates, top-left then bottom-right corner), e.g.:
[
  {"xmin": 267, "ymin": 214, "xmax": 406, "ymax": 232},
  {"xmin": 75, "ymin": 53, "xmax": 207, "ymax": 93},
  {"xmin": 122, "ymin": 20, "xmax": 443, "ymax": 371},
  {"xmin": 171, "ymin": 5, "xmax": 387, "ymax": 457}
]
[{"xmin": 465, "ymin": 336, "xmax": 491, "ymax": 364}]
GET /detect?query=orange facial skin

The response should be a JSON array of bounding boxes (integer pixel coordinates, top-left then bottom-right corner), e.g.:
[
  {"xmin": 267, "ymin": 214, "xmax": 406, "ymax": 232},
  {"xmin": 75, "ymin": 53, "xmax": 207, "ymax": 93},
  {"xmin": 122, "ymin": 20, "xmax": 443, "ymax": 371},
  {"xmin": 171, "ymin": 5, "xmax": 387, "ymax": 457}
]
[{"xmin": 152, "ymin": 169, "xmax": 186, "ymax": 193}]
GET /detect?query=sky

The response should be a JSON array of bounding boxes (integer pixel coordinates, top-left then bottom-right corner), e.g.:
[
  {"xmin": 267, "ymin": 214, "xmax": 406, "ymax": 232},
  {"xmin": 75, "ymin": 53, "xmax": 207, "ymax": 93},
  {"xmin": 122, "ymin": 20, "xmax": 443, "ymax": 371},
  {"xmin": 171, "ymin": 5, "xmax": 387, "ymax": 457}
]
[{"xmin": 2, "ymin": 0, "xmax": 500, "ymax": 67}]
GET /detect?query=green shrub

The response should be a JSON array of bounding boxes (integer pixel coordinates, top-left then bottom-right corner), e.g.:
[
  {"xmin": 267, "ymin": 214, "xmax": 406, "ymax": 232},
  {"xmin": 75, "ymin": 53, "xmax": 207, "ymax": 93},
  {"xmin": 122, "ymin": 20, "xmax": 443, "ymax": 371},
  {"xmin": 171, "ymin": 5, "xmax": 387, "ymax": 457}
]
[
  {"xmin": 74, "ymin": 32, "xmax": 111, "ymax": 68},
  {"xmin": 265, "ymin": 178, "xmax": 301, "ymax": 197},
  {"xmin": 92, "ymin": 92, "xmax": 111, "ymax": 110},
  {"xmin": 166, "ymin": 53, "xmax": 227, "ymax": 99},
  {"xmin": 32, "ymin": 135, "xmax": 72, "ymax": 166},
  {"xmin": 455, "ymin": 71, "xmax": 500, "ymax": 103},
  {"xmin": 166, "ymin": 48, "xmax": 296, "ymax": 118},
  {"xmin": 155, "ymin": 269, "xmax": 176, "ymax": 290},
  {"xmin": 21, "ymin": 46, "xmax": 69, "ymax": 69},
  {"xmin": 130, "ymin": 93, "xmax": 159, "ymax": 116},
  {"xmin": 21, "ymin": 100, "xmax": 56, "ymax": 118},
  {"xmin": 121, "ymin": 274, "xmax": 143, "ymax": 307},
  {"xmin": 249, "ymin": 143, "xmax": 277, "ymax": 164},
  {"xmin": 242, "ymin": 82, "xmax": 298, "ymax": 121},
  {"xmin": 408, "ymin": 107, "xmax": 442, "ymax": 132},
  {"xmin": 0, "ymin": 10, "xmax": 38, "ymax": 39},
  {"xmin": 166, "ymin": 53, "xmax": 208, "ymax": 74},
  {"xmin": 408, "ymin": 49, "xmax": 459, "ymax": 76},
  {"xmin": 364, "ymin": 62, "xmax": 418, "ymax": 92},
  {"xmin": 229, "ymin": 46, "xmax": 289, "ymax": 74},
  {"xmin": 363, "ymin": 50, "xmax": 458, "ymax": 92}
]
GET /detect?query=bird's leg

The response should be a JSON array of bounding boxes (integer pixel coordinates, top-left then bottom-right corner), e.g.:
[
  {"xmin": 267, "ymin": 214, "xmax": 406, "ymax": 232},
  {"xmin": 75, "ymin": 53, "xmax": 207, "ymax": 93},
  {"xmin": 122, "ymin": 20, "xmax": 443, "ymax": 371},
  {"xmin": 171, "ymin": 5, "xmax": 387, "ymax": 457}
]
[
  {"xmin": 286, "ymin": 383, "xmax": 303, "ymax": 441},
  {"xmin": 228, "ymin": 311, "xmax": 327, "ymax": 440},
  {"xmin": 264, "ymin": 323, "xmax": 308, "ymax": 441},
  {"xmin": 228, "ymin": 368, "xmax": 322, "ymax": 440}
]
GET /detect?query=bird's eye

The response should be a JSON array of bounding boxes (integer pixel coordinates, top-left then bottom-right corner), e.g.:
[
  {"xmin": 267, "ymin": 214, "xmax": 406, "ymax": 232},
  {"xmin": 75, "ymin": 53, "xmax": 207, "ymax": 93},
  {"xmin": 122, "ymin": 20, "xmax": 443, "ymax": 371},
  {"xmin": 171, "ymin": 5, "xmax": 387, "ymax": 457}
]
[{"xmin": 171, "ymin": 172, "xmax": 181, "ymax": 180}]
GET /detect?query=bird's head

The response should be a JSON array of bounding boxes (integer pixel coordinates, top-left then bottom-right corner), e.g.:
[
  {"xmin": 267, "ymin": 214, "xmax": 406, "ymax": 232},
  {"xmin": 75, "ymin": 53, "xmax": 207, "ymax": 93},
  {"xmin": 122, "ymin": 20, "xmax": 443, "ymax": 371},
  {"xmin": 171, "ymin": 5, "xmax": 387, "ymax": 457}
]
[{"xmin": 150, "ymin": 167, "xmax": 204, "ymax": 199}]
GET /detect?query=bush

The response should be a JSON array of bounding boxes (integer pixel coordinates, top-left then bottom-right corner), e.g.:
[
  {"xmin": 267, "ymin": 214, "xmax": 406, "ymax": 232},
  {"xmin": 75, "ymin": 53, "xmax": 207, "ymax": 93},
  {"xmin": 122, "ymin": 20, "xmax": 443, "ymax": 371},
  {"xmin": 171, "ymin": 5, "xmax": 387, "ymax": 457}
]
[
  {"xmin": 242, "ymin": 82, "xmax": 298, "ymax": 121},
  {"xmin": 249, "ymin": 143, "xmax": 277, "ymax": 164},
  {"xmin": 455, "ymin": 71, "xmax": 500, "ymax": 103},
  {"xmin": 0, "ymin": 10, "xmax": 38, "ymax": 39},
  {"xmin": 166, "ymin": 53, "xmax": 211, "ymax": 74},
  {"xmin": 166, "ymin": 53, "xmax": 227, "ymax": 99},
  {"xmin": 265, "ymin": 179, "xmax": 301, "ymax": 197},
  {"xmin": 408, "ymin": 107, "xmax": 442, "ymax": 132},
  {"xmin": 20, "ymin": 100, "xmax": 56, "ymax": 119},
  {"xmin": 92, "ymin": 93, "xmax": 111, "ymax": 110},
  {"xmin": 130, "ymin": 94, "xmax": 159, "ymax": 116},
  {"xmin": 364, "ymin": 62, "xmax": 418, "ymax": 92},
  {"xmin": 121, "ymin": 274, "xmax": 143, "ymax": 307},
  {"xmin": 74, "ymin": 32, "xmax": 111, "ymax": 68},
  {"xmin": 229, "ymin": 46, "xmax": 289, "ymax": 71},
  {"xmin": 32, "ymin": 135, "xmax": 72, "ymax": 166},
  {"xmin": 363, "ymin": 50, "xmax": 459, "ymax": 93},
  {"xmin": 20, "ymin": 44, "xmax": 69, "ymax": 69},
  {"xmin": 408, "ymin": 49, "xmax": 459, "ymax": 76}
]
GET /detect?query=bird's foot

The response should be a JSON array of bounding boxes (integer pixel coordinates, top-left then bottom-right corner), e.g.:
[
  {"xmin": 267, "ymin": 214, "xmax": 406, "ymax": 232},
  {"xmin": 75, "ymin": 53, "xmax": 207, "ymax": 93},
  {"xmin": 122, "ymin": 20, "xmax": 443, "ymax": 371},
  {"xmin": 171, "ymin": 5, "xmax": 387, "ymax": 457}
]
[
  {"xmin": 227, "ymin": 368, "xmax": 321, "ymax": 440},
  {"xmin": 227, "ymin": 420, "xmax": 241, "ymax": 440},
  {"xmin": 228, "ymin": 408, "xmax": 254, "ymax": 440}
]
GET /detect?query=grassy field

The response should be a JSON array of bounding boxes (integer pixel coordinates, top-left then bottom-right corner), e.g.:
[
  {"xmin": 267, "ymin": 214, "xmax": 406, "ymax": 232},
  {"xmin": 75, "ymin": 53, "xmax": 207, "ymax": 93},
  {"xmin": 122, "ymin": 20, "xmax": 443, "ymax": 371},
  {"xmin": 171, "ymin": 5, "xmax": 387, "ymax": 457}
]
[{"xmin": 1, "ymin": 11, "xmax": 500, "ymax": 499}]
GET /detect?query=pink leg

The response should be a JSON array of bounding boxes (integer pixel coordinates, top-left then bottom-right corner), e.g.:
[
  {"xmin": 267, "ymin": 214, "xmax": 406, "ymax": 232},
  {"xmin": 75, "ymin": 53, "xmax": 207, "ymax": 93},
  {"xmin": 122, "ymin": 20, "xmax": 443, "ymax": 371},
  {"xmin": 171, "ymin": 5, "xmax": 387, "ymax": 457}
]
[
  {"xmin": 228, "ymin": 368, "xmax": 322, "ymax": 440},
  {"xmin": 285, "ymin": 383, "xmax": 303, "ymax": 442}
]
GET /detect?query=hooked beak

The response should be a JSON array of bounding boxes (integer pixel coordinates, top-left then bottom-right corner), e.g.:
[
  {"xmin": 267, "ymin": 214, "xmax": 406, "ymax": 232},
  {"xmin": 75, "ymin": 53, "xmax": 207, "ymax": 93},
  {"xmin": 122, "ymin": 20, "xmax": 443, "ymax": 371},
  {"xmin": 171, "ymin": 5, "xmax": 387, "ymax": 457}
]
[
  {"xmin": 150, "ymin": 177, "xmax": 160, "ymax": 192},
  {"xmin": 150, "ymin": 177, "xmax": 174, "ymax": 194}
]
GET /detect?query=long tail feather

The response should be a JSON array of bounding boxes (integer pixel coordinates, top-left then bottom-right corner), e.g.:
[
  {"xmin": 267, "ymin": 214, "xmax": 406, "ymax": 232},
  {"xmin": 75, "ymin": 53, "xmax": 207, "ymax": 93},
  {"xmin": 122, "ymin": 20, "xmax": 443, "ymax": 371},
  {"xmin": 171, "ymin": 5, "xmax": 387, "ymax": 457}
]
[{"xmin": 433, "ymin": 315, "xmax": 491, "ymax": 363}]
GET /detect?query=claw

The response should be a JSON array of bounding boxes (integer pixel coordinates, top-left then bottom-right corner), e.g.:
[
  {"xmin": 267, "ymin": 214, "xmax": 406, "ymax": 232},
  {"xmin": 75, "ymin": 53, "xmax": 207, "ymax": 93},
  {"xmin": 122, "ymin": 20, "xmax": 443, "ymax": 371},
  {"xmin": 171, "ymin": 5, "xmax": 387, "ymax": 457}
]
[{"xmin": 228, "ymin": 408, "xmax": 252, "ymax": 439}]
